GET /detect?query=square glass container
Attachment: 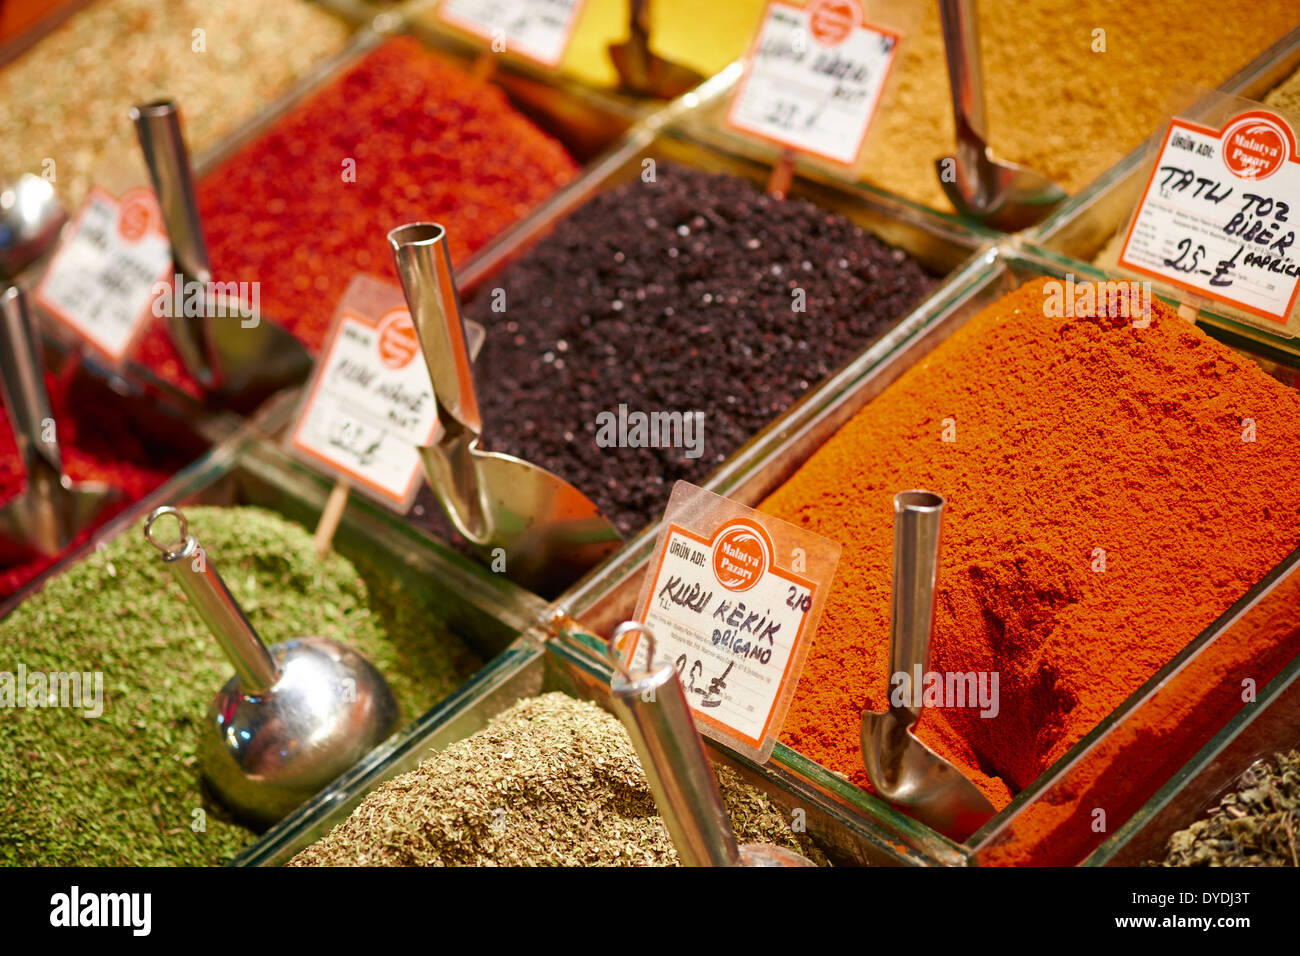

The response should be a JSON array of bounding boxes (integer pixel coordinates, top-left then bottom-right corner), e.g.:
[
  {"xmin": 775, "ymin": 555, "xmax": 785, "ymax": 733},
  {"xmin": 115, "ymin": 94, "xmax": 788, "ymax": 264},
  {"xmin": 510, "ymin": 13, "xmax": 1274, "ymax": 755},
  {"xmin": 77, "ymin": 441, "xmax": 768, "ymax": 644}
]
[
  {"xmin": 551, "ymin": 243, "xmax": 1300, "ymax": 866},
  {"xmin": 1029, "ymin": 25, "xmax": 1300, "ymax": 356},
  {"xmin": 0, "ymin": 432, "xmax": 546, "ymax": 865},
  {"xmin": 249, "ymin": 81, "xmax": 995, "ymax": 603}
]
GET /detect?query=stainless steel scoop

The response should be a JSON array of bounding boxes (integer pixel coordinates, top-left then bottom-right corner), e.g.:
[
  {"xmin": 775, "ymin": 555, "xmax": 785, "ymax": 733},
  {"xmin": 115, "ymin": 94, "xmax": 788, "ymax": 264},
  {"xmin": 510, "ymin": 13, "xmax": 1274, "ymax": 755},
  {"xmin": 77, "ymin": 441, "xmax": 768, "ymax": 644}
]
[
  {"xmin": 0, "ymin": 174, "xmax": 67, "ymax": 278},
  {"xmin": 131, "ymin": 99, "xmax": 312, "ymax": 410},
  {"xmin": 935, "ymin": 0, "xmax": 1066, "ymax": 231},
  {"xmin": 388, "ymin": 222, "xmax": 621, "ymax": 598},
  {"xmin": 0, "ymin": 286, "xmax": 123, "ymax": 563},
  {"xmin": 609, "ymin": 0, "xmax": 706, "ymax": 99},
  {"xmin": 606, "ymin": 621, "xmax": 815, "ymax": 866},
  {"xmin": 144, "ymin": 506, "xmax": 400, "ymax": 827},
  {"xmin": 860, "ymin": 490, "xmax": 995, "ymax": 841}
]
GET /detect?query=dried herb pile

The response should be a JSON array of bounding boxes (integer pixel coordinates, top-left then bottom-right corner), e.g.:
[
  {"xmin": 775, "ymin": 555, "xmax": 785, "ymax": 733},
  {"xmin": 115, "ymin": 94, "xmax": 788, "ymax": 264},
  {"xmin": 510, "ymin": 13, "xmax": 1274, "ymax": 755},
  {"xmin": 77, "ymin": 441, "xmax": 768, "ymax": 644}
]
[
  {"xmin": 290, "ymin": 692, "xmax": 826, "ymax": 867},
  {"xmin": 0, "ymin": 506, "xmax": 480, "ymax": 866},
  {"xmin": 1161, "ymin": 750, "xmax": 1300, "ymax": 867}
]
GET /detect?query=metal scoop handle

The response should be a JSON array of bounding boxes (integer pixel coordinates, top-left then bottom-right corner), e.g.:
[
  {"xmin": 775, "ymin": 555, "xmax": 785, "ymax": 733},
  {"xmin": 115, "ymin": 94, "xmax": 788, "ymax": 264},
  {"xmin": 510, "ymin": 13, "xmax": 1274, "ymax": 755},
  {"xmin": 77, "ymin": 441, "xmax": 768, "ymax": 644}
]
[
  {"xmin": 607, "ymin": 623, "xmax": 742, "ymax": 866},
  {"xmin": 937, "ymin": 0, "xmax": 991, "ymax": 167},
  {"xmin": 145, "ymin": 506, "xmax": 279, "ymax": 695},
  {"xmin": 889, "ymin": 490, "xmax": 945, "ymax": 723},
  {"xmin": 388, "ymin": 223, "xmax": 482, "ymax": 436},
  {"xmin": 131, "ymin": 99, "xmax": 217, "ymax": 388},
  {"xmin": 0, "ymin": 286, "xmax": 64, "ymax": 483}
]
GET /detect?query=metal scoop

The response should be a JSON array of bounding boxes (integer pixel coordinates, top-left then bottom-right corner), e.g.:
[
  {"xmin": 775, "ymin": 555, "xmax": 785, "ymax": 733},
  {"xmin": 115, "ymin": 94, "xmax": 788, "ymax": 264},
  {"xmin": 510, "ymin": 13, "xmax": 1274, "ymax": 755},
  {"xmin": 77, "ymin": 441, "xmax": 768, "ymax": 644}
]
[
  {"xmin": 0, "ymin": 286, "xmax": 124, "ymax": 563},
  {"xmin": 144, "ymin": 506, "xmax": 400, "ymax": 827},
  {"xmin": 606, "ymin": 621, "xmax": 815, "ymax": 866},
  {"xmin": 0, "ymin": 174, "xmax": 67, "ymax": 278},
  {"xmin": 388, "ymin": 222, "xmax": 621, "ymax": 598},
  {"xmin": 935, "ymin": 0, "xmax": 1066, "ymax": 231},
  {"xmin": 860, "ymin": 490, "xmax": 995, "ymax": 841},
  {"xmin": 609, "ymin": 0, "xmax": 706, "ymax": 99},
  {"xmin": 131, "ymin": 100, "xmax": 312, "ymax": 411}
]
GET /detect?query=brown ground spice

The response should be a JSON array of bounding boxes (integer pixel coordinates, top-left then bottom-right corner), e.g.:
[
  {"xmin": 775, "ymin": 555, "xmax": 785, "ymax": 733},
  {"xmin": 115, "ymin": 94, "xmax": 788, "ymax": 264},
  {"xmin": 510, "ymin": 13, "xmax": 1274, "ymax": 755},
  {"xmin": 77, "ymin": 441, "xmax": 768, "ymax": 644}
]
[{"xmin": 289, "ymin": 692, "xmax": 826, "ymax": 867}]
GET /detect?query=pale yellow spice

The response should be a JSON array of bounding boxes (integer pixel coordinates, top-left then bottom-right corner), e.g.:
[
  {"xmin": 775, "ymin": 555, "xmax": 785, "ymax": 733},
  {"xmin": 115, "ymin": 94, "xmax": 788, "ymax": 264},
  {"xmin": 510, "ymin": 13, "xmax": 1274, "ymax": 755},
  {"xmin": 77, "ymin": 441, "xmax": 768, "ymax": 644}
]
[{"xmin": 0, "ymin": 0, "xmax": 351, "ymax": 207}]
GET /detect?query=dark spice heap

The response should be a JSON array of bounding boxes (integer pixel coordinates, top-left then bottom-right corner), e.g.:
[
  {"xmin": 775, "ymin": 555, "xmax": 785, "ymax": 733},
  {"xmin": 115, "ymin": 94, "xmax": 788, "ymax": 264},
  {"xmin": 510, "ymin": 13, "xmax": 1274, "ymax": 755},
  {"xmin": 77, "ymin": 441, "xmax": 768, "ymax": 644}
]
[
  {"xmin": 289, "ymin": 692, "xmax": 826, "ymax": 867},
  {"xmin": 0, "ymin": 365, "xmax": 200, "ymax": 600},
  {"xmin": 0, "ymin": 506, "xmax": 481, "ymax": 866},
  {"xmin": 135, "ymin": 36, "xmax": 578, "ymax": 392},
  {"xmin": 1161, "ymin": 751, "xmax": 1300, "ymax": 867},
  {"xmin": 437, "ymin": 162, "xmax": 937, "ymax": 537}
]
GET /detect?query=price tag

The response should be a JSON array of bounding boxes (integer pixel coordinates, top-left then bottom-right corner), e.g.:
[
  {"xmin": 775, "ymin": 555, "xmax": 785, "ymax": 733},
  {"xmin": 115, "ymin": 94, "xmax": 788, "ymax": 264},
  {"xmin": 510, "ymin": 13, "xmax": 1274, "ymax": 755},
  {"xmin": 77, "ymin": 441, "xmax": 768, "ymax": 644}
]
[
  {"xmin": 33, "ymin": 186, "xmax": 173, "ymax": 364},
  {"xmin": 1118, "ymin": 108, "xmax": 1300, "ymax": 328},
  {"xmin": 621, "ymin": 481, "xmax": 840, "ymax": 763},
  {"xmin": 726, "ymin": 0, "xmax": 901, "ymax": 166},
  {"xmin": 438, "ymin": 0, "xmax": 585, "ymax": 69},
  {"xmin": 287, "ymin": 276, "xmax": 485, "ymax": 512}
]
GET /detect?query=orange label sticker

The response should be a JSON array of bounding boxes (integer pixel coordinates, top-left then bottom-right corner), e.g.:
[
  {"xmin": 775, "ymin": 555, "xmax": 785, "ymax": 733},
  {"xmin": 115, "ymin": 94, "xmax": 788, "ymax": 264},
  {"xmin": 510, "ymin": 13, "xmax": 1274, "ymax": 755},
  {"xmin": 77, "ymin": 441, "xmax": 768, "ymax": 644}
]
[
  {"xmin": 33, "ymin": 186, "xmax": 172, "ymax": 365},
  {"xmin": 1118, "ymin": 108, "xmax": 1300, "ymax": 325},
  {"xmin": 726, "ymin": 0, "xmax": 901, "ymax": 167},
  {"xmin": 623, "ymin": 482, "xmax": 841, "ymax": 763}
]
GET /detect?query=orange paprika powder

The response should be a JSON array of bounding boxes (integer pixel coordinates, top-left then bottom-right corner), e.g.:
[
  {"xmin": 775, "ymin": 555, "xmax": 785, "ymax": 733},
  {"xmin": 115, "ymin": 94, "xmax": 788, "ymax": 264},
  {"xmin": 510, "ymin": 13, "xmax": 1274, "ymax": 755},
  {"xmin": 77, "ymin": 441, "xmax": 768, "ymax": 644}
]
[{"xmin": 760, "ymin": 277, "xmax": 1300, "ymax": 850}]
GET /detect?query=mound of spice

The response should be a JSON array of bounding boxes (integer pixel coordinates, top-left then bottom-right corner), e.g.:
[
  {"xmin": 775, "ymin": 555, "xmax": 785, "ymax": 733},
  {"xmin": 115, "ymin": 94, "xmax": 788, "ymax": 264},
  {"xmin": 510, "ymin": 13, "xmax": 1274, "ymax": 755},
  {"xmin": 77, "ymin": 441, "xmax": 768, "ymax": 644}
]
[
  {"xmin": 289, "ymin": 692, "xmax": 825, "ymax": 867},
  {"xmin": 435, "ymin": 161, "xmax": 937, "ymax": 539},
  {"xmin": 0, "ymin": 364, "xmax": 202, "ymax": 601},
  {"xmin": 134, "ymin": 36, "xmax": 578, "ymax": 392},
  {"xmin": 0, "ymin": 506, "xmax": 481, "ymax": 866},
  {"xmin": 0, "ymin": 0, "xmax": 350, "ymax": 207},
  {"xmin": 1160, "ymin": 750, "xmax": 1300, "ymax": 867},
  {"xmin": 760, "ymin": 277, "xmax": 1300, "ymax": 817},
  {"xmin": 852, "ymin": 0, "xmax": 1293, "ymax": 212}
]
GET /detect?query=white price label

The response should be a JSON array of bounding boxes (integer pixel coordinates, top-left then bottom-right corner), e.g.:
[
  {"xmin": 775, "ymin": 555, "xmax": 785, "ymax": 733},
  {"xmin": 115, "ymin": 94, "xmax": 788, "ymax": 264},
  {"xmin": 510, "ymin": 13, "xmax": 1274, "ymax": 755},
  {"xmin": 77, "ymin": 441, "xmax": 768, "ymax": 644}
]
[
  {"xmin": 290, "ymin": 307, "xmax": 440, "ymax": 510},
  {"xmin": 1119, "ymin": 109, "xmax": 1300, "ymax": 325},
  {"xmin": 625, "ymin": 483, "xmax": 840, "ymax": 763},
  {"xmin": 439, "ymin": 0, "xmax": 584, "ymax": 68},
  {"xmin": 33, "ymin": 187, "xmax": 173, "ymax": 364},
  {"xmin": 727, "ymin": 0, "xmax": 900, "ymax": 166}
]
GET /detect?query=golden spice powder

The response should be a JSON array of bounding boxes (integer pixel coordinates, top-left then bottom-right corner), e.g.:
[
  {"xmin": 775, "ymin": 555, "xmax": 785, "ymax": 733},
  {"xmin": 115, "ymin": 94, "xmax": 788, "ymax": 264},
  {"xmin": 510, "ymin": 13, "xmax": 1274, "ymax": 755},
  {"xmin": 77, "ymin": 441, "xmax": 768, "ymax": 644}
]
[{"xmin": 858, "ymin": 0, "xmax": 1296, "ymax": 212}]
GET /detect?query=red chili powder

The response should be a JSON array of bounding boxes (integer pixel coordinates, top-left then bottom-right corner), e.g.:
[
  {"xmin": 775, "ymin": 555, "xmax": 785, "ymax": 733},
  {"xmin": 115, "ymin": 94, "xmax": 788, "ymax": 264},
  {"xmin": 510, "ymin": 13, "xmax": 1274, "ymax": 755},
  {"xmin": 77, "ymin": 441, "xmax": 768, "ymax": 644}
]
[
  {"xmin": 135, "ymin": 36, "xmax": 578, "ymax": 393},
  {"xmin": 760, "ymin": 277, "xmax": 1300, "ymax": 841},
  {"xmin": 0, "ymin": 363, "xmax": 197, "ymax": 599}
]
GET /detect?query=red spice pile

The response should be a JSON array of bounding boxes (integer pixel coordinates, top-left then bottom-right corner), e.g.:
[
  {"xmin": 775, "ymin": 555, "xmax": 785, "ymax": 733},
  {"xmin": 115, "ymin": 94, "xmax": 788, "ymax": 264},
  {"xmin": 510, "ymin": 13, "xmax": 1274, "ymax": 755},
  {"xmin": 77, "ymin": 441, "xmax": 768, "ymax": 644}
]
[
  {"xmin": 760, "ymin": 278, "xmax": 1300, "ymax": 818},
  {"xmin": 135, "ymin": 36, "xmax": 578, "ymax": 392},
  {"xmin": 0, "ymin": 364, "xmax": 196, "ymax": 599}
]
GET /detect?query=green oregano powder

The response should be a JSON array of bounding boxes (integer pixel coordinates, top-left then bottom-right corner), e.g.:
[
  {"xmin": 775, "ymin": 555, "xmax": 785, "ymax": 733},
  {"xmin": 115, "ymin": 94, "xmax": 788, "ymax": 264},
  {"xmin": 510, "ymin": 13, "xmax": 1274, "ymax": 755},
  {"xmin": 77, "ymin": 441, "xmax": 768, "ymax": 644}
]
[
  {"xmin": 290, "ymin": 692, "xmax": 827, "ymax": 867},
  {"xmin": 0, "ymin": 506, "xmax": 481, "ymax": 866}
]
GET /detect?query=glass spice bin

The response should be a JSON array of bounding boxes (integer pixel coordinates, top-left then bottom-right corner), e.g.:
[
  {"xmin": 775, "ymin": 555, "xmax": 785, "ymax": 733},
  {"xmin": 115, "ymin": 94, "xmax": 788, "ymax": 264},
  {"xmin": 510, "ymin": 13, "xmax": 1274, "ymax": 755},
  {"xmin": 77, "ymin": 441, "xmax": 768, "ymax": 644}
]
[
  {"xmin": 24, "ymin": 13, "xmax": 641, "ymax": 417},
  {"xmin": 249, "ymin": 68, "xmax": 994, "ymax": 602},
  {"xmin": 233, "ymin": 626, "xmax": 924, "ymax": 866},
  {"xmin": 0, "ymin": 432, "xmax": 546, "ymax": 866},
  {"xmin": 543, "ymin": 244, "xmax": 1300, "ymax": 867},
  {"xmin": 1028, "ymin": 24, "xmax": 1300, "ymax": 357},
  {"xmin": 1082, "ymin": 569, "xmax": 1300, "ymax": 867}
]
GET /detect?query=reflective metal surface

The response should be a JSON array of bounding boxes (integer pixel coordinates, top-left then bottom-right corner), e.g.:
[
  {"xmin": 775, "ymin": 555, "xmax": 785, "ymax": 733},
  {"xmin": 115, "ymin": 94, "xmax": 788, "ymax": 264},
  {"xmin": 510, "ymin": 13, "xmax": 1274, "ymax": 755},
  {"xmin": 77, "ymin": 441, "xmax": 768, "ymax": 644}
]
[
  {"xmin": 0, "ymin": 174, "xmax": 66, "ymax": 279},
  {"xmin": 389, "ymin": 221, "xmax": 621, "ymax": 599},
  {"xmin": 935, "ymin": 0, "xmax": 1066, "ymax": 231},
  {"xmin": 607, "ymin": 621, "xmax": 815, "ymax": 867},
  {"xmin": 131, "ymin": 99, "xmax": 312, "ymax": 409},
  {"xmin": 145, "ymin": 505, "xmax": 401, "ymax": 827},
  {"xmin": 0, "ymin": 286, "xmax": 122, "ymax": 561},
  {"xmin": 609, "ymin": 0, "xmax": 706, "ymax": 100},
  {"xmin": 860, "ymin": 491, "xmax": 996, "ymax": 840}
]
